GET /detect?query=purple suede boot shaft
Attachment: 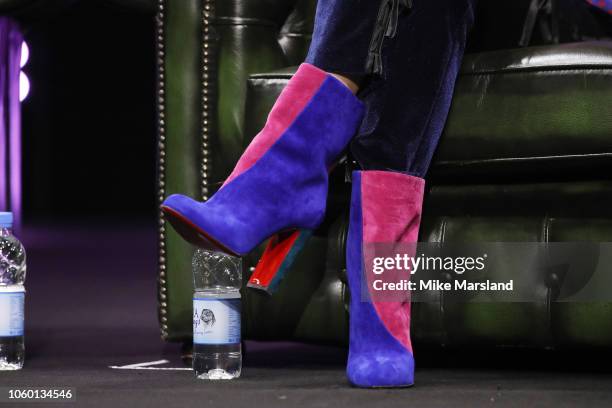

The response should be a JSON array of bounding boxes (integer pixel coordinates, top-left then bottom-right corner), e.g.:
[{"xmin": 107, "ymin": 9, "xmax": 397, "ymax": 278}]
[
  {"xmin": 162, "ymin": 64, "xmax": 364, "ymax": 255},
  {"xmin": 346, "ymin": 170, "xmax": 425, "ymax": 388}
]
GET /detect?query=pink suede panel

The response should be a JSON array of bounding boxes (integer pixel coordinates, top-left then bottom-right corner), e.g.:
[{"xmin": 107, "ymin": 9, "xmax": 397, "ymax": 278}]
[
  {"xmin": 361, "ymin": 170, "xmax": 425, "ymax": 352},
  {"xmin": 223, "ymin": 63, "xmax": 328, "ymax": 187}
]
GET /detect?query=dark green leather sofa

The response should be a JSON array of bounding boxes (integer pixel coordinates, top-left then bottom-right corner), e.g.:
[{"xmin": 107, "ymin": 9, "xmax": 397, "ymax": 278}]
[{"xmin": 157, "ymin": 0, "xmax": 612, "ymax": 350}]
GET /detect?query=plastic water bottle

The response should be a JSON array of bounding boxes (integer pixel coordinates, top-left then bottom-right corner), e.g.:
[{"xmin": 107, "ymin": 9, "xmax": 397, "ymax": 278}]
[
  {"xmin": 192, "ymin": 249, "xmax": 242, "ymax": 380},
  {"xmin": 0, "ymin": 212, "xmax": 26, "ymax": 370}
]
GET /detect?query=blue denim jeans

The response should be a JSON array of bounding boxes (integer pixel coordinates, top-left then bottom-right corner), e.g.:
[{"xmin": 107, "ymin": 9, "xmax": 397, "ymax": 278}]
[{"xmin": 306, "ymin": 0, "xmax": 477, "ymax": 177}]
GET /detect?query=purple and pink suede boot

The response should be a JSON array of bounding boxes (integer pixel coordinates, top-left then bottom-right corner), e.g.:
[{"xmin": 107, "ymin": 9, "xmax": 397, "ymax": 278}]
[
  {"xmin": 346, "ymin": 170, "xmax": 425, "ymax": 388},
  {"xmin": 586, "ymin": 0, "xmax": 612, "ymax": 14},
  {"xmin": 162, "ymin": 64, "xmax": 364, "ymax": 269}
]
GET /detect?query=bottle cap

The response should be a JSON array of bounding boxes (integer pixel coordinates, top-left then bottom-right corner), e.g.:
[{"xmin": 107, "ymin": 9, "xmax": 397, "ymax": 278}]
[{"xmin": 0, "ymin": 212, "xmax": 13, "ymax": 228}]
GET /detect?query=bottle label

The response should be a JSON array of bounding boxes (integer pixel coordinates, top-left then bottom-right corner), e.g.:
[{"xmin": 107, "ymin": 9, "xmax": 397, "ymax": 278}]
[
  {"xmin": 193, "ymin": 297, "xmax": 240, "ymax": 345},
  {"xmin": 0, "ymin": 291, "xmax": 24, "ymax": 337}
]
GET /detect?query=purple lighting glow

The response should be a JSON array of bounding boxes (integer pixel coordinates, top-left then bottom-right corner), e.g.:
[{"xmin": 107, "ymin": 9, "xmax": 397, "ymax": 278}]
[
  {"xmin": 20, "ymin": 42, "xmax": 29, "ymax": 103},
  {"xmin": 20, "ymin": 42, "xmax": 28, "ymax": 68},
  {"xmin": 19, "ymin": 72, "xmax": 29, "ymax": 103},
  {"xmin": 0, "ymin": 19, "xmax": 24, "ymax": 229}
]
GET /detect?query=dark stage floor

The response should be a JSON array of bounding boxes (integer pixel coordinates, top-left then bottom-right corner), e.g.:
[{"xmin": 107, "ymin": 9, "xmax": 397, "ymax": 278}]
[{"xmin": 2, "ymin": 225, "xmax": 612, "ymax": 407}]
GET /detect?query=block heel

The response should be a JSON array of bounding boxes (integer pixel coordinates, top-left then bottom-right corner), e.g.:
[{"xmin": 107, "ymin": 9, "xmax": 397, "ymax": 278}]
[{"xmin": 247, "ymin": 229, "xmax": 313, "ymax": 294}]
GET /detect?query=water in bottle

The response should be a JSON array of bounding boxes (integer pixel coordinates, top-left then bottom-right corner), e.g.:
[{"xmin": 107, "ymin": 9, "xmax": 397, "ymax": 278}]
[
  {"xmin": 192, "ymin": 249, "xmax": 242, "ymax": 380},
  {"xmin": 0, "ymin": 212, "xmax": 26, "ymax": 370}
]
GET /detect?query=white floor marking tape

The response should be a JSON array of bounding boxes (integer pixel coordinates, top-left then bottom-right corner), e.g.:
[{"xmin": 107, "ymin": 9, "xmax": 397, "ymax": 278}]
[{"xmin": 109, "ymin": 359, "xmax": 192, "ymax": 371}]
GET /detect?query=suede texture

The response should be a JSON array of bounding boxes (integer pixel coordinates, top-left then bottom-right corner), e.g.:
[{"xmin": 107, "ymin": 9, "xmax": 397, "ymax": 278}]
[
  {"xmin": 306, "ymin": 0, "xmax": 477, "ymax": 176},
  {"xmin": 163, "ymin": 75, "xmax": 364, "ymax": 255},
  {"xmin": 361, "ymin": 170, "xmax": 424, "ymax": 352},
  {"xmin": 224, "ymin": 64, "xmax": 327, "ymax": 186},
  {"xmin": 346, "ymin": 170, "xmax": 425, "ymax": 388},
  {"xmin": 265, "ymin": 230, "xmax": 313, "ymax": 293},
  {"xmin": 586, "ymin": 0, "xmax": 612, "ymax": 14}
]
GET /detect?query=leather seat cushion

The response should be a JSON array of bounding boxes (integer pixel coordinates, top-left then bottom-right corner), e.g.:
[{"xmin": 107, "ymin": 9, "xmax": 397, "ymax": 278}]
[{"xmin": 245, "ymin": 42, "xmax": 612, "ymax": 182}]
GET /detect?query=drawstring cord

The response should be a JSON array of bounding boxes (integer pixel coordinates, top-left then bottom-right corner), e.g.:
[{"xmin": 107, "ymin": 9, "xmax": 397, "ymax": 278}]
[
  {"xmin": 519, "ymin": 0, "xmax": 559, "ymax": 47},
  {"xmin": 366, "ymin": 0, "xmax": 412, "ymax": 75}
]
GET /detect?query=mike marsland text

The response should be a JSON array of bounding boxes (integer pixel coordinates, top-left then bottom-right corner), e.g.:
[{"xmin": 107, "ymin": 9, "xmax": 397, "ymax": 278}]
[{"xmin": 372, "ymin": 279, "xmax": 514, "ymax": 292}]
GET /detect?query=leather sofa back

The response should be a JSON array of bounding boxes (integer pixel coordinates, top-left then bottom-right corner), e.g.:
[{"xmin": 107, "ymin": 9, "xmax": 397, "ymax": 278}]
[
  {"xmin": 433, "ymin": 42, "xmax": 612, "ymax": 182},
  {"xmin": 156, "ymin": 0, "xmax": 612, "ymax": 345}
]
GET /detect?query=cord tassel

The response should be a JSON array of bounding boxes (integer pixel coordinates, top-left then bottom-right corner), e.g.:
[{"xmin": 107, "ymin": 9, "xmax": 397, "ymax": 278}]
[{"xmin": 366, "ymin": 0, "xmax": 412, "ymax": 75}]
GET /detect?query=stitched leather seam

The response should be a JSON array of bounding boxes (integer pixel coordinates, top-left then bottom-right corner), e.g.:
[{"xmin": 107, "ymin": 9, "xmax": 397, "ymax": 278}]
[
  {"xmin": 248, "ymin": 67, "xmax": 612, "ymax": 82},
  {"xmin": 156, "ymin": 0, "xmax": 169, "ymax": 341},
  {"xmin": 461, "ymin": 65, "xmax": 612, "ymax": 76},
  {"xmin": 435, "ymin": 153, "xmax": 612, "ymax": 167},
  {"xmin": 278, "ymin": 32, "xmax": 313, "ymax": 38},
  {"xmin": 210, "ymin": 16, "xmax": 278, "ymax": 27}
]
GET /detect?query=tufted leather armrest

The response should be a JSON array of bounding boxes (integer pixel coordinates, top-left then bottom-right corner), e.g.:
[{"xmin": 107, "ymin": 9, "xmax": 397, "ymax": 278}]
[{"xmin": 157, "ymin": 0, "xmax": 322, "ymax": 341}]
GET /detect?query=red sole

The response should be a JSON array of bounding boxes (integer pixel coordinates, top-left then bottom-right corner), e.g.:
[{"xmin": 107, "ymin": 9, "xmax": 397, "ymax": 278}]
[{"xmin": 160, "ymin": 206, "xmax": 240, "ymax": 256}]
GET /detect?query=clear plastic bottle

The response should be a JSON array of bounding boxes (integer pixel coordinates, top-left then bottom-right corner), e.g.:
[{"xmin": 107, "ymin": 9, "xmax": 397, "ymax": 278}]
[
  {"xmin": 192, "ymin": 249, "xmax": 242, "ymax": 380},
  {"xmin": 0, "ymin": 212, "xmax": 26, "ymax": 370}
]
